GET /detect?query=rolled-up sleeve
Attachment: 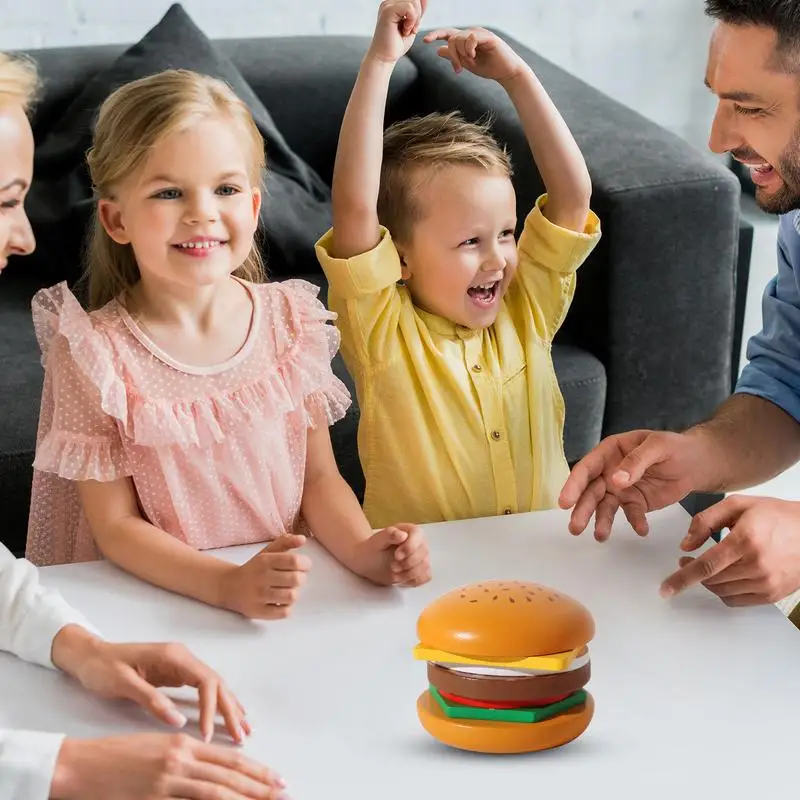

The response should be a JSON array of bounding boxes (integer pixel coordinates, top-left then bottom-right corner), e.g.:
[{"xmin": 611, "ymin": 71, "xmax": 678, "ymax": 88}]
[
  {"xmin": 0, "ymin": 730, "xmax": 65, "ymax": 800},
  {"xmin": 0, "ymin": 546, "xmax": 100, "ymax": 798},
  {"xmin": 0, "ymin": 544, "xmax": 97, "ymax": 668},
  {"xmin": 736, "ymin": 212, "xmax": 800, "ymax": 423}
]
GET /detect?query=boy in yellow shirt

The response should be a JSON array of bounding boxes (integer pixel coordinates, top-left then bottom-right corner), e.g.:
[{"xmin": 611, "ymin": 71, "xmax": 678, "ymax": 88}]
[{"xmin": 316, "ymin": 0, "xmax": 601, "ymax": 528}]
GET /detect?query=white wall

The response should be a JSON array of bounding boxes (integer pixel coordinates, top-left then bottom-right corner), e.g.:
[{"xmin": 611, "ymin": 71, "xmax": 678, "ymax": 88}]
[{"xmin": 0, "ymin": 0, "xmax": 717, "ymax": 151}]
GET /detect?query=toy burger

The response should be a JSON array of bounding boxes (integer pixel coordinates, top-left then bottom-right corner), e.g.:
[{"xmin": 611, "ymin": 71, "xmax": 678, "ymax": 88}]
[{"xmin": 412, "ymin": 580, "xmax": 595, "ymax": 754}]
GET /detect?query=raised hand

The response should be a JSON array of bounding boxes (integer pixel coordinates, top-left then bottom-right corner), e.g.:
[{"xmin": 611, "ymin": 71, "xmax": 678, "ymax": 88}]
[
  {"xmin": 368, "ymin": 0, "xmax": 428, "ymax": 64},
  {"xmin": 423, "ymin": 27, "xmax": 526, "ymax": 83}
]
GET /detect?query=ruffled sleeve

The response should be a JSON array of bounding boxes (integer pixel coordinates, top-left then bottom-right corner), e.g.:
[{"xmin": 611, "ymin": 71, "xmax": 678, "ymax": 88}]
[
  {"xmin": 31, "ymin": 282, "xmax": 130, "ymax": 482},
  {"xmin": 265, "ymin": 279, "xmax": 352, "ymax": 430}
]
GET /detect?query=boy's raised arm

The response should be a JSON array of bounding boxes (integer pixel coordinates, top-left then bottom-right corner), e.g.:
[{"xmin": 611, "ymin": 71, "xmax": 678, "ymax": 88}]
[
  {"xmin": 331, "ymin": 0, "xmax": 427, "ymax": 259},
  {"xmin": 424, "ymin": 27, "xmax": 592, "ymax": 232}
]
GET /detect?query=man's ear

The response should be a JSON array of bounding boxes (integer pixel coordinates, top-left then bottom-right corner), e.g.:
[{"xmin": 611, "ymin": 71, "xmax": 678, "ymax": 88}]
[{"xmin": 98, "ymin": 199, "xmax": 131, "ymax": 245}]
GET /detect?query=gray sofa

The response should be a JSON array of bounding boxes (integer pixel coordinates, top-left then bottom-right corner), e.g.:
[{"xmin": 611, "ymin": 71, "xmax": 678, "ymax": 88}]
[{"xmin": 0, "ymin": 15, "xmax": 745, "ymax": 556}]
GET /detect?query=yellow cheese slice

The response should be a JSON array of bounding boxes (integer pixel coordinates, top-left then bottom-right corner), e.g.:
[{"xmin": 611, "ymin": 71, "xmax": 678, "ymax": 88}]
[{"xmin": 412, "ymin": 644, "xmax": 580, "ymax": 672}]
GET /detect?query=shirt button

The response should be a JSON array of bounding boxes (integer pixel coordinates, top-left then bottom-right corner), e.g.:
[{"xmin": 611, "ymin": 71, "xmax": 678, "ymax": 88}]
[
  {"xmin": 503, "ymin": 508, "xmax": 513, "ymax": 515},
  {"xmin": 472, "ymin": 364, "xmax": 482, "ymax": 372},
  {"xmin": 491, "ymin": 430, "xmax": 502, "ymax": 441}
]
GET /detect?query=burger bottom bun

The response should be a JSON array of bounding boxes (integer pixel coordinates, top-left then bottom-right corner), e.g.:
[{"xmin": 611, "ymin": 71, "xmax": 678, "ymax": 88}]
[{"xmin": 417, "ymin": 690, "xmax": 594, "ymax": 754}]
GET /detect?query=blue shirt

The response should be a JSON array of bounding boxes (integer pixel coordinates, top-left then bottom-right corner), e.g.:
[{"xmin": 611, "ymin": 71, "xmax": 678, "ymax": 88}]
[{"xmin": 736, "ymin": 211, "xmax": 800, "ymax": 423}]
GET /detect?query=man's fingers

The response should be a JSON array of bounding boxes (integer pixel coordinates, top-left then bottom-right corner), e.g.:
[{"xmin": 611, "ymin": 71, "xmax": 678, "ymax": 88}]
[
  {"xmin": 593, "ymin": 493, "xmax": 619, "ymax": 542},
  {"xmin": 620, "ymin": 492, "xmax": 650, "ymax": 537},
  {"xmin": 568, "ymin": 476, "xmax": 607, "ymax": 535},
  {"xmin": 700, "ymin": 559, "xmax": 759, "ymax": 586},
  {"xmin": 707, "ymin": 577, "xmax": 771, "ymax": 600},
  {"xmin": 559, "ymin": 436, "xmax": 629, "ymax": 509},
  {"xmin": 684, "ymin": 495, "xmax": 752, "ymax": 551},
  {"xmin": 659, "ymin": 540, "xmax": 741, "ymax": 598},
  {"xmin": 720, "ymin": 593, "xmax": 768, "ymax": 608},
  {"xmin": 612, "ymin": 438, "xmax": 666, "ymax": 490}
]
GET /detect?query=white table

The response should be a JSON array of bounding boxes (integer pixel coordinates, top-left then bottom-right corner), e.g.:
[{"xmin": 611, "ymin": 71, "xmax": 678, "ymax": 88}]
[{"xmin": 3, "ymin": 505, "xmax": 800, "ymax": 799}]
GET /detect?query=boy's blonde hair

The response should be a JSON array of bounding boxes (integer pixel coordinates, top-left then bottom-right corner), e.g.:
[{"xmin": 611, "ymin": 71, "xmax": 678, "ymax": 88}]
[
  {"xmin": 85, "ymin": 69, "xmax": 266, "ymax": 310},
  {"xmin": 378, "ymin": 111, "xmax": 512, "ymax": 244},
  {"xmin": 0, "ymin": 52, "xmax": 40, "ymax": 112}
]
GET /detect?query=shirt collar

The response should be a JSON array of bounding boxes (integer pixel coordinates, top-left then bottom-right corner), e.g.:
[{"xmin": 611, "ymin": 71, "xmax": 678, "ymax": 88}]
[{"xmin": 415, "ymin": 307, "xmax": 481, "ymax": 339}]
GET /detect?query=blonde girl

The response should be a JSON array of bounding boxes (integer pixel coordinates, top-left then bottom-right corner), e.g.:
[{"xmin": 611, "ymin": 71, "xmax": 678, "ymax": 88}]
[{"xmin": 26, "ymin": 69, "xmax": 430, "ymax": 619}]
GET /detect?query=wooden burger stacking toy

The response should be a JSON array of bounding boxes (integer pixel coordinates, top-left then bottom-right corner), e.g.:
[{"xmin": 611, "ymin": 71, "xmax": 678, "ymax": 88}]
[{"xmin": 412, "ymin": 580, "xmax": 595, "ymax": 754}]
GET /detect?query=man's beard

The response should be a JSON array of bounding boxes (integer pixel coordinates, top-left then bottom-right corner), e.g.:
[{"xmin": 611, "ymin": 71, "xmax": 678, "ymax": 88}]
[{"xmin": 746, "ymin": 128, "xmax": 800, "ymax": 215}]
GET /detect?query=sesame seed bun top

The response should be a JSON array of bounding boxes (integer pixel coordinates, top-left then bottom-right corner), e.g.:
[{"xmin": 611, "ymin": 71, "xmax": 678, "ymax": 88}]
[{"xmin": 416, "ymin": 580, "xmax": 595, "ymax": 659}]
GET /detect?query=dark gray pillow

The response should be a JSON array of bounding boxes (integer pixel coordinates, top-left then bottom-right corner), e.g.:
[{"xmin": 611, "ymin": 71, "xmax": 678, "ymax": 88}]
[{"xmin": 27, "ymin": 2, "xmax": 331, "ymax": 282}]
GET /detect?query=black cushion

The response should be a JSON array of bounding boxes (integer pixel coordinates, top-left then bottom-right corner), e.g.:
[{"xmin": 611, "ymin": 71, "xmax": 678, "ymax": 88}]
[{"xmin": 25, "ymin": 2, "xmax": 332, "ymax": 284}]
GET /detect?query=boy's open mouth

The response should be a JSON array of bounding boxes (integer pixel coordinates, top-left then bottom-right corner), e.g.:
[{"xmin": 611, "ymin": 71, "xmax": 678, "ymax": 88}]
[{"xmin": 467, "ymin": 280, "xmax": 500, "ymax": 306}]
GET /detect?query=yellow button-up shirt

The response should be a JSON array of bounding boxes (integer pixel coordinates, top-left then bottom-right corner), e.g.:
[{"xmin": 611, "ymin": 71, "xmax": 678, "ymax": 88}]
[{"xmin": 316, "ymin": 195, "xmax": 601, "ymax": 528}]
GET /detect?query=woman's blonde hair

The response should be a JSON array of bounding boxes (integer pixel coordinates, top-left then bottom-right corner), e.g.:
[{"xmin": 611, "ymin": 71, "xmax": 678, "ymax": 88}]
[
  {"xmin": 85, "ymin": 69, "xmax": 266, "ymax": 310},
  {"xmin": 0, "ymin": 52, "xmax": 40, "ymax": 112}
]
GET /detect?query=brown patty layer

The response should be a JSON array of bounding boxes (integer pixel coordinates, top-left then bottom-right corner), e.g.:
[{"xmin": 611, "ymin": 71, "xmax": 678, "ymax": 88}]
[{"xmin": 427, "ymin": 660, "xmax": 591, "ymax": 703}]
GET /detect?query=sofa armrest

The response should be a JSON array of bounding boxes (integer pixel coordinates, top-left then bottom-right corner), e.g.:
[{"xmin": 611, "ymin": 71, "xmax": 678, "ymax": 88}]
[{"xmin": 407, "ymin": 30, "xmax": 742, "ymax": 437}]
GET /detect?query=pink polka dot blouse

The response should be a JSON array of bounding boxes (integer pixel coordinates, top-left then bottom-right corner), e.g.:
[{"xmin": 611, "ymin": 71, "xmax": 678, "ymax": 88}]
[{"xmin": 25, "ymin": 278, "xmax": 351, "ymax": 567}]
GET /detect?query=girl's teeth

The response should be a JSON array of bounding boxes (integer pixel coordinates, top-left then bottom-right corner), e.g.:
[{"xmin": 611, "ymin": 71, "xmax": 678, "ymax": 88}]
[{"xmin": 179, "ymin": 241, "xmax": 220, "ymax": 249}]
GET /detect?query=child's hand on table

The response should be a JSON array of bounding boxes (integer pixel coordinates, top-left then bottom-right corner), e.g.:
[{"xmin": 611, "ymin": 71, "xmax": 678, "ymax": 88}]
[
  {"xmin": 350, "ymin": 523, "xmax": 432, "ymax": 587},
  {"xmin": 218, "ymin": 534, "xmax": 311, "ymax": 620}
]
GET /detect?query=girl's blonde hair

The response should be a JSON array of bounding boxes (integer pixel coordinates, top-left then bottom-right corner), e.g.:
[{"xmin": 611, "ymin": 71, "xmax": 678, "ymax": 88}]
[
  {"xmin": 0, "ymin": 52, "xmax": 40, "ymax": 112},
  {"xmin": 85, "ymin": 69, "xmax": 266, "ymax": 310}
]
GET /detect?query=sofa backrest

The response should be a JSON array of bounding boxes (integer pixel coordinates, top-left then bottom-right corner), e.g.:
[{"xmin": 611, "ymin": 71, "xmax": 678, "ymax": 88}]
[{"xmin": 20, "ymin": 36, "xmax": 421, "ymax": 189}]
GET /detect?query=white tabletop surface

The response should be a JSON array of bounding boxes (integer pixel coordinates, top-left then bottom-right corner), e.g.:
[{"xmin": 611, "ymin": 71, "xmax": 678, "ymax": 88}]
[{"xmin": 3, "ymin": 504, "xmax": 799, "ymax": 799}]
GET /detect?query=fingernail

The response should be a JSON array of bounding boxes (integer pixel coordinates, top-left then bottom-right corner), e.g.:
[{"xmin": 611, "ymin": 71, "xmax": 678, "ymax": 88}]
[
  {"xmin": 615, "ymin": 471, "xmax": 630, "ymax": 484},
  {"xmin": 204, "ymin": 729, "xmax": 213, "ymax": 743},
  {"xmin": 660, "ymin": 584, "xmax": 674, "ymax": 598},
  {"xmin": 166, "ymin": 709, "xmax": 188, "ymax": 728}
]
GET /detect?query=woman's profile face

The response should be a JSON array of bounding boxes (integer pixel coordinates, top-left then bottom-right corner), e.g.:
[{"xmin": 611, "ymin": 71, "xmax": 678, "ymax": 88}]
[{"xmin": 0, "ymin": 101, "xmax": 35, "ymax": 274}]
